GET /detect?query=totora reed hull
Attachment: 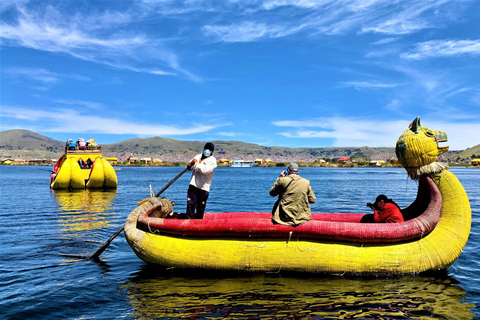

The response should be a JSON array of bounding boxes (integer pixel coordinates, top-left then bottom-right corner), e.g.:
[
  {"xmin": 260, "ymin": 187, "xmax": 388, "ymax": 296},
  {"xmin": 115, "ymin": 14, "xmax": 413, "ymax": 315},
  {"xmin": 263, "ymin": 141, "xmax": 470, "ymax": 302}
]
[
  {"xmin": 124, "ymin": 170, "xmax": 470, "ymax": 275},
  {"xmin": 124, "ymin": 117, "xmax": 471, "ymax": 275}
]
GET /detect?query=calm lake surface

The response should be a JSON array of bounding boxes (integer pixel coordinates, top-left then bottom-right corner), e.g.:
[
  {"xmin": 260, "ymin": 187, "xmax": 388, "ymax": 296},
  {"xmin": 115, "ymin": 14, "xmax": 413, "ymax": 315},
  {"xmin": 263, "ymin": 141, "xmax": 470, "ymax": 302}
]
[{"xmin": 1, "ymin": 166, "xmax": 479, "ymax": 319}]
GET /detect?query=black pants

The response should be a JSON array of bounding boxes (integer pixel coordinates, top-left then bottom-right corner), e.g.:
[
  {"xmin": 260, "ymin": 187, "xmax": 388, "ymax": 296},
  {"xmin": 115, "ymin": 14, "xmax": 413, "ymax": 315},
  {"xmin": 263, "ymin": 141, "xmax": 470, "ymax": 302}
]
[{"xmin": 186, "ymin": 185, "xmax": 209, "ymax": 219}]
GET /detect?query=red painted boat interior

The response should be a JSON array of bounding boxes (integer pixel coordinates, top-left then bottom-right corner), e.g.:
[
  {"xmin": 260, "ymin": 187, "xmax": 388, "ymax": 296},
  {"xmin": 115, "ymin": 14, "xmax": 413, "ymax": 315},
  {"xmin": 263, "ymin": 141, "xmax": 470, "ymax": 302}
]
[{"xmin": 137, "ymin": 176, "xmax": 442, "ymax": 243}]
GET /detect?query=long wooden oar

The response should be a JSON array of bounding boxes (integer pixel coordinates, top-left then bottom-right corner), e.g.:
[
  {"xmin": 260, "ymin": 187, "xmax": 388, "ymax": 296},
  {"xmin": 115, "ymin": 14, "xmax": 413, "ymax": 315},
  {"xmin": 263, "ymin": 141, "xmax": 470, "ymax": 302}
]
[
  {"xmin": 88, "ymin": 166, "xmax": 188, "ymax": 260},
  {"xmin": 154, "ymin": 167, "xmax": 188, "ymax": 198}
]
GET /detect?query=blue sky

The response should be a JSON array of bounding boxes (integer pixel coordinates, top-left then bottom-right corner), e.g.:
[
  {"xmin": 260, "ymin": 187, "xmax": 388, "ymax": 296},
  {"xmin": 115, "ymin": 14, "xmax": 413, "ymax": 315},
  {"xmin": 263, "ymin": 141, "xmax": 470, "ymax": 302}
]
[{"xmin": 1, "ymin": 0, "xmax": 479, "ymax": 150}]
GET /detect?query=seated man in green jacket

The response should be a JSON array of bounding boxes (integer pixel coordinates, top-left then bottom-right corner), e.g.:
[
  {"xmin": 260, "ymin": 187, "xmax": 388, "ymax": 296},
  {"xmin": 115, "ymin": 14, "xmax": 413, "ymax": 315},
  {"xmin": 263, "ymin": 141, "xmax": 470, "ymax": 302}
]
[{"xmin": 269, "ymin": 163, "xmax": 316, "ymax": 226}]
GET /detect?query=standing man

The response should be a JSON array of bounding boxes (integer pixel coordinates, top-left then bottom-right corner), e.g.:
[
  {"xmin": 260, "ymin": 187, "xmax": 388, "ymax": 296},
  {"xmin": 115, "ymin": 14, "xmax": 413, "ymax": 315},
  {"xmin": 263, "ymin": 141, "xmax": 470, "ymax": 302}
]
[
  {"xmin": 269, "ymin": 163, "xmax": 316, "ymax": 226},
  {"xmin": 186, "ymin": 142, "xmax": 217, "ymax": 219}
]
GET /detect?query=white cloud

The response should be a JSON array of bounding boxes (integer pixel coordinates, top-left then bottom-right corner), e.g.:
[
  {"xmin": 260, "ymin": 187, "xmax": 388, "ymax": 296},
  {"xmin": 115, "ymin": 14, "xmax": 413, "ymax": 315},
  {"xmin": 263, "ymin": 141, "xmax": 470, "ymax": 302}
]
[
  {"xmin": 4, "ymin": 67, "xmax": 60, "ymax": 83},
  {"xmin": 360, "ymin": 0, "xmax": 459, "ymax": 35},
  {"xmin": 0, "ymin": 10, "xmax": 145, "ymax": 51},
  {"xmin": 392, "ymin": 65, "xmax": 442, "ymax": 93},
  {"xmin": 3, "ymin": 67, "xmax": 90, "ymax": 86},
  {"xmin": 339, "ymin": 81, "xmax": 402, "ymax": 90},
  {"xmin": 203, "ymin": 21, "xmax": 274, "ymax": 43},
  {"xmin": 273, "ymin": 119, "xmax": 332, "ymax": 128},
  {"xmin": 139, "ymin": 0, "xmax": 215, "ymax": 15},
  {"xmin": 372, "ymin": 37, "xmax": 398, "ymax": 45},
  {"xmin": 217, "ymin": 132, "xmax": 237, "ymax": 137},
  {"xmin": 0, "ymin": 106, "xmax": 223, "ymax": 136},
  {"xmin": 0, "ymin": 4, "xmax": 194, "ymax": 79},
  {"xmin": 385, "ymin": 99, "xmax": 403, "ymax": 113},
  {"xmin": 272, "ymin": 117, "xmax": 480, "ymax": 149},
  {"xmin": 401, "ymin": 39, "xmax": 480, "ymax": 60},
  {"xmin": 361, "ymin": 12, "xmax": 431, "ymax": 35},
  {"xmin": 124, "ymin": 66, "xmax": 177, "ymax": 76},
  {"xmin": 260, "ymin": 0, "xmax": 458, "ymax": 37},
  {"xmin": 262, "ymin": 0, "xmax": 379, "ymax": 11},
  {"xmin": 390, "ymin": 64, "xmax": 480, "ymax": 110},
  {"xmin": 274, "ymin": 117, "xmax": 407, "ymax": 147},
  {"xmin": 53, "ymin": 100, "xmax": 106, "ymax": 110},
  {"xmin": 444, "ymin": 87, "xmax": 474, "ymax": 99},
  {"xmin": 262, "ymin": 0, "xmax": 322, "ymax": 10}
]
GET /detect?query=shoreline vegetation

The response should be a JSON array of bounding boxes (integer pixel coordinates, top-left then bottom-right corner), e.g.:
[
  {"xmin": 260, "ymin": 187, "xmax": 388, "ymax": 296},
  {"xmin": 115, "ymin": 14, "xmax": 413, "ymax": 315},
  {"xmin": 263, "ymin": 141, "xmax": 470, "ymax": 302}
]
[{"xmin": 1, "ymin": 160, "xmax": 474, "ymax": 168}]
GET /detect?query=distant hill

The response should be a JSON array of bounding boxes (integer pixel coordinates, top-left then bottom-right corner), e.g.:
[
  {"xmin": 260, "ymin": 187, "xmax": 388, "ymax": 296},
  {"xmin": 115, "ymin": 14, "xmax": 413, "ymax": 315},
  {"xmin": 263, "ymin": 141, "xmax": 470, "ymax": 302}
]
[
  {"xmin": 103, "ymin": 137, "xmax": 210, "ymax": 160},
  {"xmin": 0, "ymin": 129, "xmax": 64, "ymax": 159},
  {"xmin": 0, "ymin": 129, "xmax": 63, "ymax": 151},
  {"xmin": 457, "ymin": 144, "xmax": 480, "ymax": 160},
  {"xmin": 103, "ymin": 138, "xmax": 398, "ymax": 162},
  {"xmin": 0, "ymin": 129, "xmax": 475, "ymax": 163}
]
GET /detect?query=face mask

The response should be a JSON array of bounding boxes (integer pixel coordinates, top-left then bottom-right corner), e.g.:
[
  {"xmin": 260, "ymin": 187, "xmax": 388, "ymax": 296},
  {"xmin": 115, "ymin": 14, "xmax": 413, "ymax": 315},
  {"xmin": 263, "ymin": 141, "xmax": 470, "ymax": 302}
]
[{"xmin": 203, "ymin": 149, "xmax": 212, "ymax": 157}]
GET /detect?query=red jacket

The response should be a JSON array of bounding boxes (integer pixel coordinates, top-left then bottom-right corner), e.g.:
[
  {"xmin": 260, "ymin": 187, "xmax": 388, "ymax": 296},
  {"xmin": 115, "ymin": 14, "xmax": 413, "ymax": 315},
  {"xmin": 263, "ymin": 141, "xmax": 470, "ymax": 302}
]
[{"xmin": 374, "ymin": 203, "xmax": 404, "ymax": 223}]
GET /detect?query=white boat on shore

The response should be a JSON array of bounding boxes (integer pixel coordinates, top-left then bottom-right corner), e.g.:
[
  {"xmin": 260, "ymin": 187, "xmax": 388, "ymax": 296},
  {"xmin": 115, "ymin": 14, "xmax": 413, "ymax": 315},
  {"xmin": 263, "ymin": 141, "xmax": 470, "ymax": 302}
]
[{"xmin": 229, "ymin": 160, "xmax": 258, "ymax": 167}]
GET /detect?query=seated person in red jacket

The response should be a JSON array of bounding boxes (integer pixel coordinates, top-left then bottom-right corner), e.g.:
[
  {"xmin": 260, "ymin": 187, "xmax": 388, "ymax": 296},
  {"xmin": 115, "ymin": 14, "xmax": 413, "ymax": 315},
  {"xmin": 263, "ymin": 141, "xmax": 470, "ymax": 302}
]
[{"xmin": 367, "ymin": 194, "xmax": 404, "ymax": 223}]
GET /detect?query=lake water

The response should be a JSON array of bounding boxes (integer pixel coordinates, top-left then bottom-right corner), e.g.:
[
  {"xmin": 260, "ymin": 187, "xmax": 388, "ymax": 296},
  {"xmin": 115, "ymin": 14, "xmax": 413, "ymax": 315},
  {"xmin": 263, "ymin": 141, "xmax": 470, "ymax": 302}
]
[{"xmin": 1, "ymin": 165, "xmax": 478, "ymax": 319}]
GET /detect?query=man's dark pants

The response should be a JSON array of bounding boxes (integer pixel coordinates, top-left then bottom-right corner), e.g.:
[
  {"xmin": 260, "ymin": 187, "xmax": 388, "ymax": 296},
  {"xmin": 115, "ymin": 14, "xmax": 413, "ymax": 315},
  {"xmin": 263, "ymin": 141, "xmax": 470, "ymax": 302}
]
[{"xmin": 186, "ymin": 185, "xmax": 209, "ymax": 219}]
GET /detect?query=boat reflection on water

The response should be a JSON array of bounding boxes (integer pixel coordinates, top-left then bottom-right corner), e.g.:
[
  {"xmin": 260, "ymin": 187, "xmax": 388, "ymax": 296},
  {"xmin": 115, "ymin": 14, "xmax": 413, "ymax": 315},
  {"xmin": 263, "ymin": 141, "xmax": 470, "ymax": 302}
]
[
  {"xmin": 122, "ymin": 268, "xmax": 476, "ymax": 319},
  {"xmin": 52, "ymin": 189, "xmax": 117, "ymax": 232}
]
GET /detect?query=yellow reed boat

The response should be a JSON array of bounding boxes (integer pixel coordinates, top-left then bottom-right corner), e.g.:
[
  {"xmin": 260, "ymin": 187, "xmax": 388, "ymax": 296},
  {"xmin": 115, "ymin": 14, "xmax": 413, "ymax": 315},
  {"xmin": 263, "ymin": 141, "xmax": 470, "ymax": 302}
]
[
  {"xmin": 50, "ymin": 143, "xmax": 117, "ymax": 190},
  {"xmin": 124, "ymin": 117, "xmax": 471, "ymax": 275}
]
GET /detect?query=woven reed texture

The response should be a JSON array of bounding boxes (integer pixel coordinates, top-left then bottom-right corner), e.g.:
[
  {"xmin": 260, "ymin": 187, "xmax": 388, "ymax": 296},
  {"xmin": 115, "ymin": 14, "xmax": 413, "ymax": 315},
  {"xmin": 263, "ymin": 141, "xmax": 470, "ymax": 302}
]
[
  {"xmin": 124, "ymin": 170, "xmax": 471, "ymax": 275},
  {"xmin": 102, "ymin": 157, "xmax": 118, "ymax": 189},
  {"xmin": 51, "ymin": 157, "xmax": 72, "ymax": 189},
  {"xmin": 69, "ymin": 158, "xmax": 86, "ymax": 189},
  {"xmin": 396, "ymin": 130, "xmax": 439, "ymax": 168},
  {"xmin": 395, "ymin": 118, "xmax": 449, "ymax": 180},
  {"xmin": 86, "ymin": 157, "xmax": 105, "ymax": 188},
  {"xmin": 148, "ymin": 198, "xmax": 174, "ymax": 218}
]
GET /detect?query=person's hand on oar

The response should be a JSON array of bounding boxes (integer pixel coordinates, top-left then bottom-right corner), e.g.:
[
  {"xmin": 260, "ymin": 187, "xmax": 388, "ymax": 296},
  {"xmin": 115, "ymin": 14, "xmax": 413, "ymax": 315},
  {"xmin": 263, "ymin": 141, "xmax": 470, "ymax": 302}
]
[{"xmin": 88, "ymin": 167, "xmax": 188, "ymax": 260}]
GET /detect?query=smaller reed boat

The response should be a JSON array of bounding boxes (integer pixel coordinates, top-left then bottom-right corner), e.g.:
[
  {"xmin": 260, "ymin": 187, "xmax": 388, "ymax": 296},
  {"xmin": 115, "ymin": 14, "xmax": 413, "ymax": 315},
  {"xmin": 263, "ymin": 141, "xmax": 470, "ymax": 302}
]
[
  {"xmin": 125, "ymin": 118, "xmax": 471, "ymax": 275},
  {"xmin": 50, "ymin": 140, "xmax": 117, "ymax": 190}
]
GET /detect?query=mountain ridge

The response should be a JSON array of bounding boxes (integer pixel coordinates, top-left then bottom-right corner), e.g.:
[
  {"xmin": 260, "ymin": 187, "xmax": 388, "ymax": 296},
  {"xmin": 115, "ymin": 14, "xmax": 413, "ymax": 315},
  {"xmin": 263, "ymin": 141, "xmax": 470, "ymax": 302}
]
[{"xmin": 1, "ymin": 129, "xmax": 476, "ymax": 163}]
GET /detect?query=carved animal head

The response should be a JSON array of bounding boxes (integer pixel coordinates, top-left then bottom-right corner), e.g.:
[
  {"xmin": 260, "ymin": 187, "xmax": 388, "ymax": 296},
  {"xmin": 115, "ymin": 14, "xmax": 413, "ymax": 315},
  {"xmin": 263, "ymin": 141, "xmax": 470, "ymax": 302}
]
[{"xmin": 396, "ymin": 117, "xmax": 449, "ymax": 179}]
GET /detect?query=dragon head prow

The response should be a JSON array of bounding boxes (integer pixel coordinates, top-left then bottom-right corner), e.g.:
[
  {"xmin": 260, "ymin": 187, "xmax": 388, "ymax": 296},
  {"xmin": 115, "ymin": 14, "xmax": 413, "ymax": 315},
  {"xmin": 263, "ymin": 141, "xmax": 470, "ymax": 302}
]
[{"xmin": 396, "ymin": 117, "xmax": 449, "ymax": 180}]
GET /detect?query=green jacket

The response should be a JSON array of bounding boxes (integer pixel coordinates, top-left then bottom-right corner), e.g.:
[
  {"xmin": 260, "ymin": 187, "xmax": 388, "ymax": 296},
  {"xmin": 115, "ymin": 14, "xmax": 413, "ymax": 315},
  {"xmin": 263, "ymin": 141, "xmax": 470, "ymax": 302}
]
[{"xmin": 269, "ymin": 174, "xmax": 316, "ymax": 226}]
